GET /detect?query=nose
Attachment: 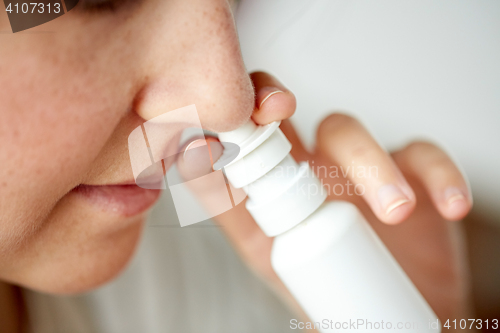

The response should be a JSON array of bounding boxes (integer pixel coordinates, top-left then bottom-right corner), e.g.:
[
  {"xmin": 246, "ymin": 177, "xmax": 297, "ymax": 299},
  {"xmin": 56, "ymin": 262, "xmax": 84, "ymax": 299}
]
[{"xmin": 132, "ymin": 0, "xmax": 254, "ymax": 133}]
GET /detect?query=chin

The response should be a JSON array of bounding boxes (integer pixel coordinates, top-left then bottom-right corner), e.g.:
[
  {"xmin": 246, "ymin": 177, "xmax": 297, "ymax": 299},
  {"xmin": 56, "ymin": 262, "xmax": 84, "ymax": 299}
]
[{"xmin": 19, "ymin": 215, "xmax": 146, "ymax": 295}]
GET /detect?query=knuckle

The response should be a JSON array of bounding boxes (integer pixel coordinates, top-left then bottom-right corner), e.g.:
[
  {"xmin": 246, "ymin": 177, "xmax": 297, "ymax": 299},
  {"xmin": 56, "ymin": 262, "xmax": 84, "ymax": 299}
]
[
  {"xmin": 349, "ymin": 143, "xmax": 377, "ymax": 160},
  {"xmin": 249, "ymin": 71, "xmax": 268, "ymax": 79},
  {"xmin": 317, "ymin": 112, "xmax": 359, "ymax": 137},
  {"xmin": 404, "ymin": 140, "xmax": 442, "ymax": 155},
  {"xmin": 403, "ymin": 140, "xmax": 455, "ymax": 173},
  {"xmin": 426, "ymin": 159, "xmax": 453, "ymax": 178}
]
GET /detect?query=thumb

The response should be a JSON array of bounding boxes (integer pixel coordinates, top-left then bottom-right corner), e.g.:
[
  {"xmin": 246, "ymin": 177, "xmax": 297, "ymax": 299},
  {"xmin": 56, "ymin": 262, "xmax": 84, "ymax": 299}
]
[
  {"xmin": 176, "ymin": 137, "xmax": 245, "ymax": 219},
  {"xmin": 177, "ymin": 136, "xmax": 273, "ymax": 279},
  {"xmin": 177, "ymin": 136, "xmax": 223, "ymax": 183}
]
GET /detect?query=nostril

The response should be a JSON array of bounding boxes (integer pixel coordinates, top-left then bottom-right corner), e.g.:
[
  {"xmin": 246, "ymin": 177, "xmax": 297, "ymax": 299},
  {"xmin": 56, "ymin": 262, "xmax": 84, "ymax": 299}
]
[{"xmin": 131, "ymin": 60, "xmax": 254, "ymax": 133}]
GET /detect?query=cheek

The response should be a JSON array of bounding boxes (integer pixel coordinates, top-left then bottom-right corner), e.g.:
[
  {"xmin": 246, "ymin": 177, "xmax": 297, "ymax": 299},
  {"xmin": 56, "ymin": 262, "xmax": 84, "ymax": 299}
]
[
  {"xmin": 0, "ymin": 35, "xmax": 138, "ymax": 255},
  {"xmin": 0, "ymin": 12, "xmax": 151, "ymax": 290}
]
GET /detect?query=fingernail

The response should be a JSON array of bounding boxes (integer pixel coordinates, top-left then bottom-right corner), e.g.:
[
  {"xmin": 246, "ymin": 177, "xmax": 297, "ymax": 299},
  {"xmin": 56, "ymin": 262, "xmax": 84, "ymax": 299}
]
[
  {"xmin": 257, "ymin": 86, "xmax": 284, "ymax": 109},
  {"xmin": 183, "ymin": 137, "xmax": 222, "ymax": 170},
  {"xmin": 377, "ymin": 184, "xmax": 410, "ymax": 215},
  {"xmin": 183, "ymin": 139, "xmax": 207, "ymax": 160},
  {"xmin": 444, "ymin": 187, "xmax": 466, "ymax": 205}
]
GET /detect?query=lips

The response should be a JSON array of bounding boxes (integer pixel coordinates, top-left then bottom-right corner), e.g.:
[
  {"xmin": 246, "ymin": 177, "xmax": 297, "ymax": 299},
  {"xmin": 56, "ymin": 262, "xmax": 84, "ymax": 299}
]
[
  {"xmin": 73, "ymin": 118, "xmax": 203, "ymax": 217},
  {"xmin": 73, "ymin": 184, "xmax": 162, "ymax": 217}
]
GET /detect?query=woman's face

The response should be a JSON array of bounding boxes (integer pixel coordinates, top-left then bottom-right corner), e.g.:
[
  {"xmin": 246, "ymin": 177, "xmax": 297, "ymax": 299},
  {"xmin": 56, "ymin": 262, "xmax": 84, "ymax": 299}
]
[{"xmin": 0, "ymin": 0, "xmax": 253, "ymax": 293}]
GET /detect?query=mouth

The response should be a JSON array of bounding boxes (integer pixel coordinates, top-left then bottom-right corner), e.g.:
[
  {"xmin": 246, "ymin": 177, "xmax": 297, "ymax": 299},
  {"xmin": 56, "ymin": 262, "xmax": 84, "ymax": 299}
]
[
  {"xmin": 72, "ymin": 184, "xmax": 162, "ymax": 217},
  {"xmin": 71, "ymin": 124, "xmax": 210, "ymax": 217}
]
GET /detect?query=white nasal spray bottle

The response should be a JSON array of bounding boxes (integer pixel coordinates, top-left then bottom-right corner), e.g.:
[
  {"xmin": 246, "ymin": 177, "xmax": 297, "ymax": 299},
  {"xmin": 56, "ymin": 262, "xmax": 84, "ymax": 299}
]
[{"xmin": 216, "ymin": 120, "xmax": 440, "ymax": 333}]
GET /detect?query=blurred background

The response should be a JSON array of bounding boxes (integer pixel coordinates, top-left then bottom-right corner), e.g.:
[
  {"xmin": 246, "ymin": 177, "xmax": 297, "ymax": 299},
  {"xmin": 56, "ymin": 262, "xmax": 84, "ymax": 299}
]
[{"xmin": 236, "ymin": 0, "xmax": 500, "ymax": 329}]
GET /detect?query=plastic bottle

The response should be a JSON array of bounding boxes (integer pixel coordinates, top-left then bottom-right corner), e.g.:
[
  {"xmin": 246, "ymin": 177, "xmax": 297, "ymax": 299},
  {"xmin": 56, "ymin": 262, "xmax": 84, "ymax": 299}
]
[{"xmin": 215, "ymin": 120, "xmax": 440, "ymax": 332}]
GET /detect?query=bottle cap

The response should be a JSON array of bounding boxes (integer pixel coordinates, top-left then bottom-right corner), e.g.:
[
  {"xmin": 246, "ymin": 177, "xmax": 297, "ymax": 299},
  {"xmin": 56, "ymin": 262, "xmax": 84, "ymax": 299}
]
[{"xmin": 217, "ymin": 120, "xmax": 327, "ymax": 236}]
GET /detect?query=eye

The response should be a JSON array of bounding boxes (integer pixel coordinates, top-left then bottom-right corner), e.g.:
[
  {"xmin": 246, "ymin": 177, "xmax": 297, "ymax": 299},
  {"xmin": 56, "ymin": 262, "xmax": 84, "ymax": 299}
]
[{"xmin": 78, "ymin": 0, "xmax": 130, "ymax": 12}]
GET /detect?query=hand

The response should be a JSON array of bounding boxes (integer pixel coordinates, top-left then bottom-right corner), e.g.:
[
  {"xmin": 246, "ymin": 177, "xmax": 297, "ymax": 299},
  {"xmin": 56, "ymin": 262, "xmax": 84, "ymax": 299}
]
[{"xmin": 178, "ymin": 71, "xmax": 473, "ymax": 326}]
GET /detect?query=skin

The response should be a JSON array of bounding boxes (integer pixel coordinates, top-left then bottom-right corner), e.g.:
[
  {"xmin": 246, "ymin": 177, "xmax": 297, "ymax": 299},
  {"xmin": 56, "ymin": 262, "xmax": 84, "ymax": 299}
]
[{"xmin": 0, "ymin": 0, "xmax": 474, "ymax": 331}]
